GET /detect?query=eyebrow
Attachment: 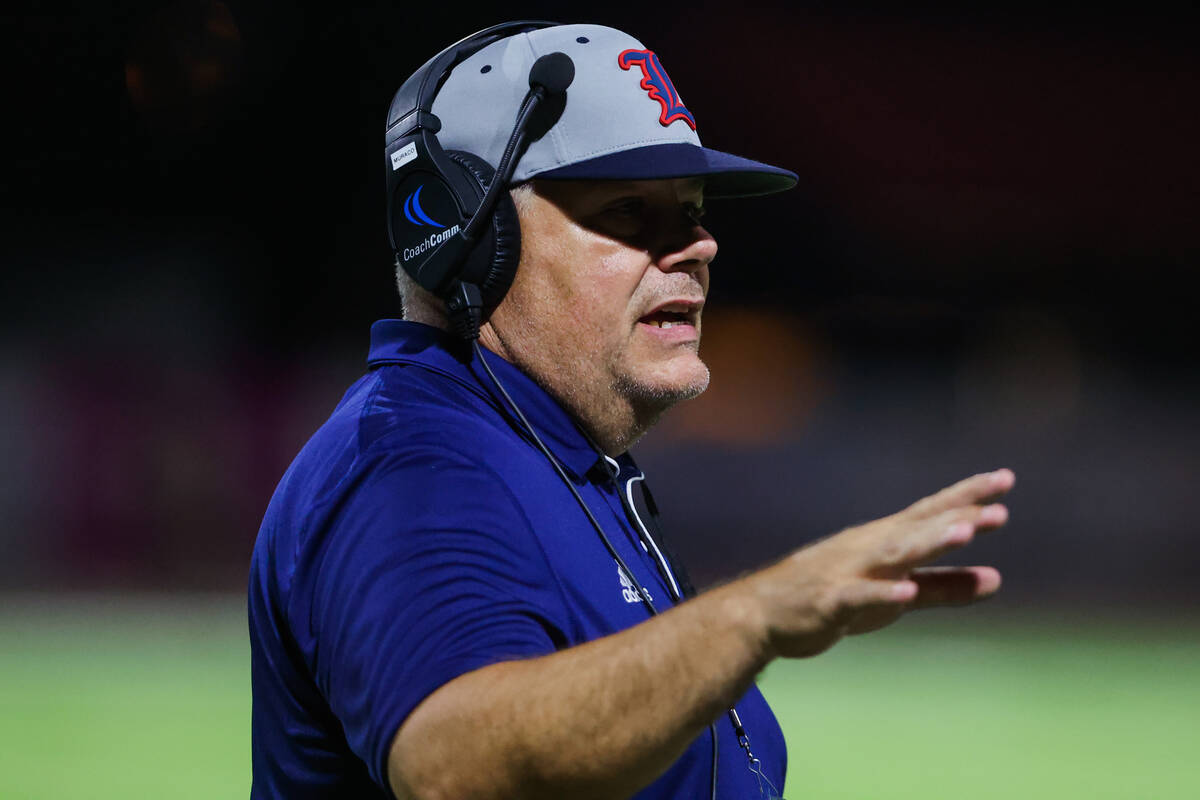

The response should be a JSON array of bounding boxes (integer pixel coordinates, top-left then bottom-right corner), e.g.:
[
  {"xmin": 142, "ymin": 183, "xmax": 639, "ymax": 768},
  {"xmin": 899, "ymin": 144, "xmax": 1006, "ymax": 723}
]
[{"xmin": 592, "ymin": 179, "xmax": 707, "ymax": 201}]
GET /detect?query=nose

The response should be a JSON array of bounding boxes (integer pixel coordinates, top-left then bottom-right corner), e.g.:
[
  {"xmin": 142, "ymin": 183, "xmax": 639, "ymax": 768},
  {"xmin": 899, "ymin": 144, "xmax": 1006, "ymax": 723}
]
[{"xmin": 657, "ymin": 220, "xmax": 718, "ymax": 275}]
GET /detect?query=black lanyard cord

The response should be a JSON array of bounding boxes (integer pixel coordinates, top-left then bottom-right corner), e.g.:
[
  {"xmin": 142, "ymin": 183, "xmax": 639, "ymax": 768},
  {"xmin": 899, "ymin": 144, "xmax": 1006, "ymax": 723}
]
[
  {"xmin": 473, "ymin": 341, "xmax": 657, "ymax": 616},
  {"xmin": 472, "ymin": 341, "xmax": 776, "ymax": 800}
]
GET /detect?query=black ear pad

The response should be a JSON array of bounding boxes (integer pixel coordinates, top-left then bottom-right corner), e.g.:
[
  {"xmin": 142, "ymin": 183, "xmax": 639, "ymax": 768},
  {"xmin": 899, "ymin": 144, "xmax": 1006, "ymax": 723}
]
[{"xmin": 443, "ymin": 150, "xmax": 522, "ymax": 311}]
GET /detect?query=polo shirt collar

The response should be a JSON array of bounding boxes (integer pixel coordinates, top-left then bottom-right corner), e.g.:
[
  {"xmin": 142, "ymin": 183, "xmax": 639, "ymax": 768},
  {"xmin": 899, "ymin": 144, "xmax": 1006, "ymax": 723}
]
[{"xmin": 366, "ymin": 319, "xmax": 606, "ymax": 480}]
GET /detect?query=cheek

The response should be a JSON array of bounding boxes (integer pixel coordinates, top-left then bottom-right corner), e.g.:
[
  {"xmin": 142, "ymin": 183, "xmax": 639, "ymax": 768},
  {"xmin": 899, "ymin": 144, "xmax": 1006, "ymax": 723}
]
[
  {"xmin": 576, "ymin": 255, "xmax": 644, "ymax": 338},
  {"xmin": 552, "ymin": 248, "xmax": 642, "ymax": 327},
  {"xmin": 511, "ymin": 200, "xmax": 645, "ymax": 342}
]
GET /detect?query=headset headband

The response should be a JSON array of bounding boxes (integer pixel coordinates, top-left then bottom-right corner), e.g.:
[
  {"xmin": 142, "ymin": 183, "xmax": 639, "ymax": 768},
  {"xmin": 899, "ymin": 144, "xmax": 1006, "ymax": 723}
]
[
  {"xmin": 385, "ymin": 20, "xmax": 569, "ymax": 340},
  {"xmin": 385, "ymin": 20, "xmax": 559, "ymax": 146}
]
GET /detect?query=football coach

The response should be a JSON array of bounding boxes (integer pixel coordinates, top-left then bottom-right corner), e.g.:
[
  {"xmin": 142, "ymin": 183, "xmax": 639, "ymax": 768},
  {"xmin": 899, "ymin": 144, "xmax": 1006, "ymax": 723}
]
[{"xmin": 248, "ymin": 21, "xmax": 1015, "ymax": 800}]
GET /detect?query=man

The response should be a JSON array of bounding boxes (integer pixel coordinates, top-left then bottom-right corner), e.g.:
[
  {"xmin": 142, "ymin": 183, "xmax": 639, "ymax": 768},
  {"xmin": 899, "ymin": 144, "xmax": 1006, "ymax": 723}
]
[{"xmin": 248, "ymin": 22, "xmax": 1014, "ymax": 800}]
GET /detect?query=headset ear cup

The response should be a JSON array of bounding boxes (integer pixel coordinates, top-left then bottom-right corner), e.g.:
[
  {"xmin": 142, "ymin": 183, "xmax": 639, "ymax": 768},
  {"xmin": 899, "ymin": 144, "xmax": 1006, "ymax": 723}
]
[{"xmin": 444, "ymin": 150, "xmax": 521, "ymax": 311}]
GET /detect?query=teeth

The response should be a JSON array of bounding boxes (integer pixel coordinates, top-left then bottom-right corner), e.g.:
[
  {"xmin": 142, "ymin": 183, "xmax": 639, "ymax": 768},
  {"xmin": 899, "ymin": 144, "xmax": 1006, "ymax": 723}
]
[{"xmin": 661, "ymin": 321, "xmax": 676, "ymax": 329}]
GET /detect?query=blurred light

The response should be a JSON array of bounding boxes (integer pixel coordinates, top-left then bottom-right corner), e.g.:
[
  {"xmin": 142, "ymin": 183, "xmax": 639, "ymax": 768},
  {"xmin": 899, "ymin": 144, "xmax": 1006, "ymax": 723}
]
[
  {"xmin": 657, "ymin": 307, "xmax": 830, "ymax": 446},
  {"xmin": 955, "ymin": 307, "xmax": 1082, "ymax": 435},
  {"xmin": 124, "ymin": 1, "xmax": 242, "ymax": 134}
]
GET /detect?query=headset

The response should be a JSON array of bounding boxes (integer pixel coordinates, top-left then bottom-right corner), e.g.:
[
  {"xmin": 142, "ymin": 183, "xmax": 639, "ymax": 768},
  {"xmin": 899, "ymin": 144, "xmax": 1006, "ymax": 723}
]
[
  {"xmin": 383, "ymin": 22, "xmax": 782, "ymax": 800},
  {"xmin": 385, "ymin": 20, "xmax": 573, "ymax": 341}
]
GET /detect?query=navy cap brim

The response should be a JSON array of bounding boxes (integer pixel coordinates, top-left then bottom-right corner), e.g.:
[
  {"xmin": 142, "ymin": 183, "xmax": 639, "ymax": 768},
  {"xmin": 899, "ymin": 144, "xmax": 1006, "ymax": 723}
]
[{"xmin": 529, "ymin": 143, "xmax": 798, "ymax": 198}]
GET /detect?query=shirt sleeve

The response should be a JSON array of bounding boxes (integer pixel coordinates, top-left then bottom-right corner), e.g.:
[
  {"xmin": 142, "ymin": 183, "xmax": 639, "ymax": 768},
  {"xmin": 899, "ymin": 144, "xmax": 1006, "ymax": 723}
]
[{"xmin": 301, "ymin": 442, "xmax": 570, "ymax": 796}]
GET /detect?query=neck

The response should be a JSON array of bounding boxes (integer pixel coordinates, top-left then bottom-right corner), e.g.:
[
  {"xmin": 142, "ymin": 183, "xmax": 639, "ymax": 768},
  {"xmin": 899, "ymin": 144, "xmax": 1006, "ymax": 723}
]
[
  {"xmin": 478, "ymin": 324, "xmax": 657, "ymax": 457},
  {"xmin": 574, "ymin": 397, "xmax": 659, "ymax": 458}
]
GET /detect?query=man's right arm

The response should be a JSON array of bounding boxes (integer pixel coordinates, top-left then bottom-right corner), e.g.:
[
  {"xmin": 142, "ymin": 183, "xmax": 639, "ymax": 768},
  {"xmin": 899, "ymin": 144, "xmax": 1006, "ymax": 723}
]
[{"xmin": 388, "ymin": 468, "xmax": 1015, "ymax": 800}]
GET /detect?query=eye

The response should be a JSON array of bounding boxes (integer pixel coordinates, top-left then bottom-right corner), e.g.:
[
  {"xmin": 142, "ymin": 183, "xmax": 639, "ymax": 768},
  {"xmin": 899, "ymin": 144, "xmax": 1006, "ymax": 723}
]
[
  {"xmin": 684, "ymin": 203, "xmax": 706, "ymax": 224},
  {"xmin": 606, "ymin": 198, "xmax": 646, "ymax": 217}
]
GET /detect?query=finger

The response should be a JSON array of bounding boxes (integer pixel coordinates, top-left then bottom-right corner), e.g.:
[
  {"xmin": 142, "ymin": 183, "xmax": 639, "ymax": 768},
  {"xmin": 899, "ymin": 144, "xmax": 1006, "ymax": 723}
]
[
  {"xmin": 907, "ymin": 469, "xmax": 1015, "ymax": 519},
  {"xmin": 870, "ymin": 502, "xmax": 1009, "ymax": 575},
  {"xmin": 837, "ymin": 578, "xmax": 918, "ymax": 636},
  {"xmin": 932, "ymin": 502, "xmax": 1009, "ymax": 550},
  {"xmin": 908, "ymin": 566, "xmax": 1002, "ymax": 608},
  {"xmin": 840, "ymin": 578, "xmax": 918, "ymax": 610},
  {"xmin": 931, "ymin": 503, "xmax": 1009, "ymax": 552}
]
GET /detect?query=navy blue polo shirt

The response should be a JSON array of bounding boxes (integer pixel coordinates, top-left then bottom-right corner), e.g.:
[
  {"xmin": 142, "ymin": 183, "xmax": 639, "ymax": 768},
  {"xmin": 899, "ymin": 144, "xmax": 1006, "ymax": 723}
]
[{"xmin": 248, "ymin": 319, "xmax": 786, "ymax": 799}]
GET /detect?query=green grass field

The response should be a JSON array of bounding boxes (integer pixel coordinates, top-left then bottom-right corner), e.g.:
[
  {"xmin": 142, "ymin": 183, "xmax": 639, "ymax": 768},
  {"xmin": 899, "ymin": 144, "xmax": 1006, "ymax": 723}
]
[{"xmin": 1, "ymin": 596, "xmax": 1197, "ymax": 799}]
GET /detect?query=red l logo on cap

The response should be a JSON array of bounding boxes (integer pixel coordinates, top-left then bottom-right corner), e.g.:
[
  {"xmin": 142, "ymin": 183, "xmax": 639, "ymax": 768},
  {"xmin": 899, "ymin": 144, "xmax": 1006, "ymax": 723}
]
[{"xmin": 618, "ymin": 49, "xmax": 697, "ymax": 130}]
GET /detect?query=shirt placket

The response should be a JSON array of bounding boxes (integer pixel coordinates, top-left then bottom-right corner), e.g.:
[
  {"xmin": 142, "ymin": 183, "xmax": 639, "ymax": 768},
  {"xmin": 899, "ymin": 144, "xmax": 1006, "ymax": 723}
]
[{"xmin": 593, "ymin": 459, "xmax": 682, "ymax": 608}]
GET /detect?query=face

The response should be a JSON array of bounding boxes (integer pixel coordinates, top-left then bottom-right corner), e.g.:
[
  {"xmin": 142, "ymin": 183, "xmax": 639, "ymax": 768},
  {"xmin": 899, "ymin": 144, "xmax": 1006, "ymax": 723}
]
[{"xmin": 485, "ymin": 177, "xmax": 717, "ymax": 429}]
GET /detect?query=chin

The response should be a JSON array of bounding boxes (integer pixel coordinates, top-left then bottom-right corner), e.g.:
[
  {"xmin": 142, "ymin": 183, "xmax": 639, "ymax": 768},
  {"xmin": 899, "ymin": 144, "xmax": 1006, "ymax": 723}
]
[{"xmin": 616, "ymin": 354, "xmax": 711, "ymax": 409}]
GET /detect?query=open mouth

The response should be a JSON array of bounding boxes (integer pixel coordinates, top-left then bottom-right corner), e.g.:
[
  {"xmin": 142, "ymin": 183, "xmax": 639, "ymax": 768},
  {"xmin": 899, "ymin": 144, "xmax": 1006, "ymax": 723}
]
[
  {"xmin": 638, "ymin": 309, "xmax": 693, "ymax": 329},
  {"xmin": 637, "ymin": 300, "xmax": 701, "ymax": 330}
]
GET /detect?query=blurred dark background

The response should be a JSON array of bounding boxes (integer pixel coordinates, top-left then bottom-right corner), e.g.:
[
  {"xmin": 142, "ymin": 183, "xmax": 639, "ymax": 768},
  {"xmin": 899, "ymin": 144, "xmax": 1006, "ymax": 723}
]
[{"xmin": 3, "ymin": 1, "xmax": 1198, "ymax": 608}]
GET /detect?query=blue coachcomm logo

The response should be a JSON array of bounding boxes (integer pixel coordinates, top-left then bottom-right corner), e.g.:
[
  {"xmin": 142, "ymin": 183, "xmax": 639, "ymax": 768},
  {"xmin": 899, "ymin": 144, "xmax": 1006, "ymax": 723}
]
[
  {"xmin": 399, "ymin": 185, "xmax": 461, "ymax": 263},
  {"xmin": 403, "ymin": 185, "xmax": 445, "ymax": 228}
]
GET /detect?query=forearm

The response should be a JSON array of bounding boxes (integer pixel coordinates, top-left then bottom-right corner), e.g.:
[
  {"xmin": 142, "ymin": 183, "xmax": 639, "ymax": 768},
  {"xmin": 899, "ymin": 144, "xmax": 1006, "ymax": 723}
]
[
  {"xmin": 389, "ymin": 468, "xmax": 1017, "ymax": 799},
  {"xmin": 388, "ymin": 578, "xmax": 772, "ymax": 800}
]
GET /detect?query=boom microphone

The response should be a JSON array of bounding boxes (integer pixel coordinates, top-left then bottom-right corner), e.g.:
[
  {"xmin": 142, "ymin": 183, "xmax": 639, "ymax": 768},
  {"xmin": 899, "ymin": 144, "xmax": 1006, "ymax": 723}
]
[
  {"xmin": 528, "ymin": 51, "xmax": 575, "ymax": 95},
  {"xmin": 460, "ymin": 52, "xmax": 575, "ymax": 244},
  {"xmin": 438, "ymin": 51, "xmax": 575, "ymax": 339}
]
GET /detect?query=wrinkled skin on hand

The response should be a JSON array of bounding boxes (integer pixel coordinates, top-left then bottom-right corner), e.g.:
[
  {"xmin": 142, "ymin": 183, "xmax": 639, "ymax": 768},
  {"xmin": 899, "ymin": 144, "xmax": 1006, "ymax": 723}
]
[{"xmin": 748, "ymin": 469, "xmax": 1015, "ymax": 659}]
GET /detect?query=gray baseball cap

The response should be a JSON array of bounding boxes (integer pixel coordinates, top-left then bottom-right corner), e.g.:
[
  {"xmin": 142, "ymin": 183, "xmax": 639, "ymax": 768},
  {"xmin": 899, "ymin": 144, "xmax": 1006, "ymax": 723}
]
[{"xmin": 420, "ymin": 23, "xmax": 797, "ymax": 198}]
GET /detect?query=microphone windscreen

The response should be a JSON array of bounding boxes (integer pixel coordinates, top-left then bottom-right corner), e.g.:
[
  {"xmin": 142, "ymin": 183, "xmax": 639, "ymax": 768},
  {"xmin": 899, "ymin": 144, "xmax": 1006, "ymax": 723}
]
[{"xmin": 528, "ymin": 52, "xmax": 575, "ymax": 95}]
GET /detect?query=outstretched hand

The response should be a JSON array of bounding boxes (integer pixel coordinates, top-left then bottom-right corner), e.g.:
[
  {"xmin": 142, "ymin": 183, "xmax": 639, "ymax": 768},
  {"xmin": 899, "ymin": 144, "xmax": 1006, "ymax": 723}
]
[{"xmin": 746, "ymin": 469, "xmax": 1016, "ymax": 659}]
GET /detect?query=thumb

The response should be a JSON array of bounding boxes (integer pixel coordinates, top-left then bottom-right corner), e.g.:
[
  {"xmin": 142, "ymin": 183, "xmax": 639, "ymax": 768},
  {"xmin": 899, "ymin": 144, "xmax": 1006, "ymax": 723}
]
[{"xmin": 841, "ymin": 578, "xmax": 918, "ymax": 611}]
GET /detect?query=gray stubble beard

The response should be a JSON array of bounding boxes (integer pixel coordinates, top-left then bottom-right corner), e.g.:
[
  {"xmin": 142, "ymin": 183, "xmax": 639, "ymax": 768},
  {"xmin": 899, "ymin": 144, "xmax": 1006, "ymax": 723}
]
[{"xmin": 609, "ymin": 354, "xmax": 711, "ymax": 447}]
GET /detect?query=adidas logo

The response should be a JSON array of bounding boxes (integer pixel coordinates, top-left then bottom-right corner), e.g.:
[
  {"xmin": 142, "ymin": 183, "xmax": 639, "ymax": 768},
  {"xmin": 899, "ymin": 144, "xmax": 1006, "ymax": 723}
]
[{"xmin": 618, "ymin": 565, "xmax": 651, "ymax": 604}]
